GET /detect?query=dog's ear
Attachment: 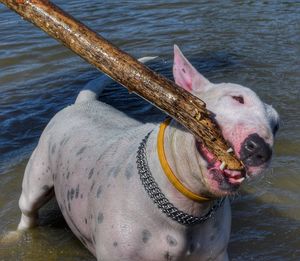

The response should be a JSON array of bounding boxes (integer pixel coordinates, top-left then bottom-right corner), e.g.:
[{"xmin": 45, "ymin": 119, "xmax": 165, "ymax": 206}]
[{"xmin": 173, "ymin": 45, "xmax": 210, "ymax": 93}]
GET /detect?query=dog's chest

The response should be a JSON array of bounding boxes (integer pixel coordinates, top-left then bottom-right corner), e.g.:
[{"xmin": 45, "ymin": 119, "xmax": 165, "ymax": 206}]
[{"xmin": 49, "ymin": 110, "xmax": 230, "ymax": 260}]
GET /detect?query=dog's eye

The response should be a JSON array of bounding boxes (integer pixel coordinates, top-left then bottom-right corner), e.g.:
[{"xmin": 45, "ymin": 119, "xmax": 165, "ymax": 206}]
[{"xmin": 232, "ymin": 96, "xmax": 244, "ymax": 104}]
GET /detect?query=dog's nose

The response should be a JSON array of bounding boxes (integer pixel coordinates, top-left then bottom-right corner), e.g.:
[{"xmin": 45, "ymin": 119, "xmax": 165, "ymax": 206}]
[{"xmin": 240, "ymin": 134, "xmax": 272, "ymax": 166}]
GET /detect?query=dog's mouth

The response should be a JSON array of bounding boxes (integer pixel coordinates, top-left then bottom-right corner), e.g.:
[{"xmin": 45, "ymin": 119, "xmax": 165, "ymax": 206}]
[{"xmin": 196, "ymin": 141, "xmax": 246, "ymax": 194}]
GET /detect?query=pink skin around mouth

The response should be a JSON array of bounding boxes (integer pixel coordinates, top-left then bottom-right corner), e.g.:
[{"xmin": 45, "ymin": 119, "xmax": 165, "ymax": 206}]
[{"xmin": 197, "ymin": 142, "xmax": 246, "ymax": 188}]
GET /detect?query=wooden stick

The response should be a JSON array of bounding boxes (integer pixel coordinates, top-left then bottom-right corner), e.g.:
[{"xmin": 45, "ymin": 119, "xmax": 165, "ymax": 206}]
[{"xmin": 0, "ymin": 0, "xmax": 244, "ymax": 170}]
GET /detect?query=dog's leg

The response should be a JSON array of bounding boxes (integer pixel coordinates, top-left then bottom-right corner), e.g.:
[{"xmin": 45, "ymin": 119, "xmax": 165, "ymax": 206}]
[{"xmin": 18, "ymin": 147, "xmax": 54, "ymax": 230}]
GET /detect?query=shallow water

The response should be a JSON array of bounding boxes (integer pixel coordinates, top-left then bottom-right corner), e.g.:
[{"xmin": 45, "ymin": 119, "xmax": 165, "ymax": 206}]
[{"xmin": 0, "ymin": 0, "xmax": 299, "ymax": 260}]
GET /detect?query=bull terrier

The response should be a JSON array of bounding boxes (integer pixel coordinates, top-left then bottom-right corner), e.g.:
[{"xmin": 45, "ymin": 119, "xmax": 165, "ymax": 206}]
[{"xmin": 16, "ymin": 45, "xmax": 279, "ymax": 260}]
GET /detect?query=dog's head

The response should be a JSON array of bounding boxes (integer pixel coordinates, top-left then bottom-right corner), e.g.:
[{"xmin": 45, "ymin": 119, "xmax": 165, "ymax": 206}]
[{"xmin": 172, "ymin": 45, "xmax": 279, "ymax": 197}]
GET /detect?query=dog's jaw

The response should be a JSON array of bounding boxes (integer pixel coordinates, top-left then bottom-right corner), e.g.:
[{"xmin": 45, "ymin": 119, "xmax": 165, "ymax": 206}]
[{"xmin": 193, "ymin": 142, "xmax": 243, "ymax": 198}]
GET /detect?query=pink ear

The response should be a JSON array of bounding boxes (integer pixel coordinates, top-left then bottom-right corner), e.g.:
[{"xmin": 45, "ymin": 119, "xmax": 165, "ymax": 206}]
[{"xmin": 173, "ymin": 45, "xmax": 210, "ymax": 92}]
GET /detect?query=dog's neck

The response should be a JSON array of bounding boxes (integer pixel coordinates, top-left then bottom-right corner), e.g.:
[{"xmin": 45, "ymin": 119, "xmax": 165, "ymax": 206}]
[{"xmin": 145, "ymin": 120, "xmax": 214, "ymax": 217}]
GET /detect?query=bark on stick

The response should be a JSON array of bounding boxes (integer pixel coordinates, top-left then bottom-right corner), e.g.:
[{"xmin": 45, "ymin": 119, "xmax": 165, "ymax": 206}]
[{"xmin": 1, "ymin": 0, "xmax": 244, "ymax": 170}]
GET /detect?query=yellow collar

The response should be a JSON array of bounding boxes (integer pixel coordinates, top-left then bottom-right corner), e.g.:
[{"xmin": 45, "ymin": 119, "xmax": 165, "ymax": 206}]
[{"xmin": 157, "ymin": 118, "xmax": 211, "ymax": 202}]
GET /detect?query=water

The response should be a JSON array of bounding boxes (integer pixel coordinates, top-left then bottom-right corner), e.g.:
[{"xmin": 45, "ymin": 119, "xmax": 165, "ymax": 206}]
[{"xmin": 0, "ymin": 0, "xmax": 299, "ymax": 260}]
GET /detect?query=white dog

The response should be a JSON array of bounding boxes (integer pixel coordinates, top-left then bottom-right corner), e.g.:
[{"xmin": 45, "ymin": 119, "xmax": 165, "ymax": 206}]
[{"xmin": 17, "ymin": 45, "xmax": 279, "ymax": 260}]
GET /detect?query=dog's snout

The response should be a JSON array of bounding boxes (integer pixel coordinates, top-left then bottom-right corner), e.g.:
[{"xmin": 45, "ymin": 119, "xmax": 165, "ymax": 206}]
[{"xmin": 240, "ymin": 134, "xmax": 272, "ymax": 166}]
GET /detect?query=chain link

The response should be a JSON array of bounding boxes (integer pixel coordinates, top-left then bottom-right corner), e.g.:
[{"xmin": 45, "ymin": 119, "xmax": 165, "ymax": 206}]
[{"xmin": 136, "ymin": 131, "xmax": 225, "ymax": 226}]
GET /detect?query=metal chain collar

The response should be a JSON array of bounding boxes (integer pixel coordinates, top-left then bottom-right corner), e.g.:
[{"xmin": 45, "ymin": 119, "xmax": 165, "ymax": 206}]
[{"xmin": 136, "ymin": 131, "xmax": 225, "ymax": 226}]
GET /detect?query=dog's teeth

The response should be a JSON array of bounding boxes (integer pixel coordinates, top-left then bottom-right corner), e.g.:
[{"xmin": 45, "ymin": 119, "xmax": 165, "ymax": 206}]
[
  {"xmin": 236, "ymin": 177, "xmax": 245, "ymax": 183},
  {"xmin": 220, "ymin": 161, "xmax": 226, "ymax": 170},
  {"xmin": 226, "ymin": 147, "xmax": 233, "ymax": 153}
]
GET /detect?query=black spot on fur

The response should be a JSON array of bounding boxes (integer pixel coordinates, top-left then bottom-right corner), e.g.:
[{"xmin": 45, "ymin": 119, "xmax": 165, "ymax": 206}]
[
  {"xmin": 108, "ymin": 167, "xmax": 120, "ymax": 178},
  {"xmin": 96, "ymin": 185, "xmax": 102, "ymax": 198},
  {"xmin": 142, "ymin": 229, "xmax": 152, "ymax": 243},
  {"xmin": 113, "ymin": 241, "xmax": 118, "ymax": 247},
  {"xmin": 67, "ymin": 190, "xmax": 70, "ymax": 201},
  {"xmin": 90, "ymin": 181, "xmax": 95, "ymax": 191},
  {"xmin": 51, "ymin": 144, "xmax": 56, "ymax": 154},
  {"xmin": 125, "ymin": 163, "xmax": 134, "ymax": 180},
  {"xmin": 76, "ymin": 146, "xmax": 87, "ymax": 156},
  {"xmin": 70, "ymin": 188, "xmax": 75, "ymax": 200},
  {"xmin": 42, "ymin": 185, "xmax": 49, "ymax": 191},
  {"xmin": 85, "ymin": 218, "xmax": 87, "ymax": 224},
  {"xmin": 96, "ymin": 154, "xmax": 103, "ymax": 162},
  {"xmin": 88, "ymin": 168, "xmax": 94, "ymax": 179},
  {"xmin": 60, "ymin": 138, "xmax": 65, "ymax": 146},
  {"xmin": 97, "ymin": 212, "xmax": 104, "ymax": 224},
  {"xmin": 65, "ymin": 137, "xmax": 71, "ymax": 144},
  {"xmin": 125, "ymin": 170, "xmax": 133, "ymax": 180},
  {"xmin": 75, "ymin": 184, "xmax": 80, "ymax": 199},
  {"xmin": 166, "ymin": 235, "xmax": 177, "ymax": 247}
]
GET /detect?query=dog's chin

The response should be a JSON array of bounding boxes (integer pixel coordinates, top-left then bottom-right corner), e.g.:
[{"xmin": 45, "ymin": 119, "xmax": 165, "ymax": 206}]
[
  {"xmin": 203, "ymin": 162, "xmax": 271, "ymax": 198},
  {"xmin": 196, "ymin": 141, "xmax": 246, "ymax": 197},
  {"xmin": 204, "ymin": 168, "xmax": 242, "ymax": 197}
]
